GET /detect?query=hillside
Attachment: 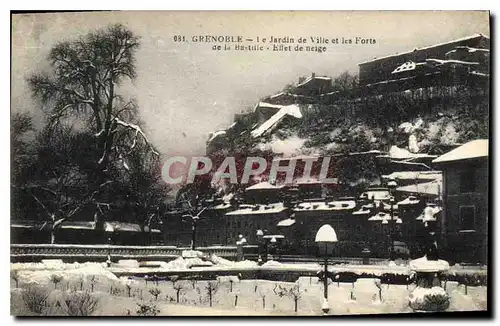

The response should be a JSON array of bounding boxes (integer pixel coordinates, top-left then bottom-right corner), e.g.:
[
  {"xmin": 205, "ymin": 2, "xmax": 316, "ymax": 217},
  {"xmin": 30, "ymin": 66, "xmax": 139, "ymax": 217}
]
[{"xmin": 205, "ymin": 73, "xmax": 489, "ymax": 188}]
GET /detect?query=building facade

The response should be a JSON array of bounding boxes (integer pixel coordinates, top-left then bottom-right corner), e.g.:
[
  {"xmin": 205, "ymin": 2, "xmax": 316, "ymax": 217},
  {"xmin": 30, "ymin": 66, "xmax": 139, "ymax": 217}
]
[{"xmin": 432, "ymin": 139, "xmax": 489, "ymax": 263}]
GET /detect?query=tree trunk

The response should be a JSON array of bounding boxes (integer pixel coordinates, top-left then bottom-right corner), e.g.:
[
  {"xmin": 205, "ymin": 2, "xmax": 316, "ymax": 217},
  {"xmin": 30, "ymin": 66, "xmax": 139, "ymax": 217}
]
[
  {"xmin": 176, "ymin": 291, "xmax": 180, "ymax": 303},
  {"xmin": 51, "ymin": 228, "xmax": 56, "ymax": 244},
  {"xmin": 294, "ymin": 299, "xmax": 298, "ymax": 312}
]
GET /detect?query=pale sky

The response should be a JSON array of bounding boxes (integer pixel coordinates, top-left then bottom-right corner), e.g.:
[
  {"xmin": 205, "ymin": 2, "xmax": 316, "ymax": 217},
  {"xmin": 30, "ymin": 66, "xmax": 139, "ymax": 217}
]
[{"xmin": 11, "ymin": 11, "xmax": 490, "ymax": 157}]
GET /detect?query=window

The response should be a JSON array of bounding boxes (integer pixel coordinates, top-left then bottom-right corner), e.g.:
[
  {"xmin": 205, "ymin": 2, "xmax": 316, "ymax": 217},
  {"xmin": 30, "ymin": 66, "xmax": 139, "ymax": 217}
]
[
  {"xmin": 459, "ymin": 170, "xmax": 476, "ymax": 193},
  {"xmin": 459, "ymin": 206, "xmax": 476, "ymax": 231}
]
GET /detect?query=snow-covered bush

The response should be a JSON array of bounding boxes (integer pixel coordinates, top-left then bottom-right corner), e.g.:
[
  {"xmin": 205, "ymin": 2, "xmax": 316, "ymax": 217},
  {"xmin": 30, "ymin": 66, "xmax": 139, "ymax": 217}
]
[
  {"xmin": 50, "ymin": 274, "xmax": 63, "ymax": 289},
  {"xmin": 136, "ymin": 302, "xmax": 160, "ymax": 316},
  {"xmin": 63, "ymin": 291, "xmax": 100, "ymax": 316},
  {"xmin": 21, "ymin": 285, "xmax": 50, "ymax": 315},
  {"xmin": 408, "ymin": 287, "xmax": 450, "ymax": 312},
  {"xmin": 11, "ymin": 270, "xmax": 20, "ymax": 288}
]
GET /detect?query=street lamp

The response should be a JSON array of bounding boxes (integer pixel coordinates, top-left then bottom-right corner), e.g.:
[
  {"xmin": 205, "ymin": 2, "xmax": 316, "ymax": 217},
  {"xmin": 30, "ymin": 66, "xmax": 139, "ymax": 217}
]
[
  {"xmin": 256, "ymin": 229, "xmax": 264, "ymax": 265},
  {"xmin": 315, "ymin": 224, "xmax": 338, "ymax": 316},
  {"xmin": 387, "ymin": 179, "xmax": 398, "ymax": 261}
]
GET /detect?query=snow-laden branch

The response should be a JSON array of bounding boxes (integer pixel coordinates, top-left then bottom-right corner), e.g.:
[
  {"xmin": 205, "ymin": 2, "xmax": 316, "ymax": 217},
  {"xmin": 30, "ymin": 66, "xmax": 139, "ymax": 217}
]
[
  {"xmin": 114, "ymin": 117, "xmax": 160, "ymax": 156},
  {"xmin": 95, "ymin": 129, "xmax": 105, "ymax": 137}
]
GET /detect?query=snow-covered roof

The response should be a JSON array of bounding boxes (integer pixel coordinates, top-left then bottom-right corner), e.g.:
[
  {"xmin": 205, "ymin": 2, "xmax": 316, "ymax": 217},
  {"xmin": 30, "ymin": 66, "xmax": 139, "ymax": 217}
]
[
  {"xmin": 263, "ymin": 234, "xmax": 285, "ymax": 239},
  {"xmin": 225, "ymin": 203, "xmax": 286, "ymax": 216},
  {"xmin": 359, "ymin": 189, "xmax": 391, "ymax": 201},
  {"xmin": 382, "ymin": 202, "xmax": 399, "ymax": 211},
  {"xmin": 207, "ymin": 130, "xmax": 226, "ymax": 142},
  {"xmin": 382, "ymin": 171, "xmax": 442, "ymax": 182},
  {"xmin": 378, "ymin": 146, "xmax": 438, "ymax": 160},
  {"xmin": 277, "ymin": 218, "xmax": 296, "ymax": 227},
  {"xmin": 445, "ymin": 46, "xmax": 490, "ymax": 56},
  {"xmin": 210, "ymin": 203, "xmax": 232, "ymax": 210},
  {"xmin": 297, "ymin": 75, "xmax": 332, "ymax": 88},
  {"xmin": 352, "ymin": 208, "xmax": 371, "ymax": 216},
  {"xmin": 425, "ymin": 58, "xmax": 480, "ymax": 66},
  {"xmin": 396, "ymin": 181, "xmax": 441, "ymax": 196},
  {"xmin": 368, "ymin": 212, "xmax": 391, "ymax": 221},
  {"xmin": 295, "ymin": 178, "xmax": 321, "ymax": 185},
  {"xmin": 104, "ymin": 222, "xmax": 161, "ymax": 233},
  {"xmin": 359, "ymin": 33, "xmax": 488, "ymax": 65},
  {"xmin": 294, "ymin": 200, "xmax": 356, "ymax": 212},
  {"xmin": 251, "ymin": 104, "xmax": 302, "ymax": 138},
  {"xmin": 469, "ymin": 71, "xmax": 489, "ymax": 77},
  {"xmin": 273, "ymin": 154, "xmax": 320, "ymax": 162},
  {"xmin": 245, "ymin": 182, "xmax": 284, "ymax": 191},
  {"xmin": 432, "ymin": 139, "xmax": 488, "ymax": 164},
  {"xmin": 416, "ymin": 205, "xmax": 442, "ymax": 221},
  {"xmin": 397, "ymin": 196, "xmax": 421, "ymax": 206},
  {"xmin": 253, "ymin": 102, "xmax": 283, "ymax": 112},
  {"xmin": 391, "ymin": 61, "xmax": 427, "ymax": 74},
  {"xmin": 222, "ymin": 193, "xmax": 234, "ymax": 202},
  {"xmin": 270, "ymin": 92, "xmax": 285, "ymax": 99}
]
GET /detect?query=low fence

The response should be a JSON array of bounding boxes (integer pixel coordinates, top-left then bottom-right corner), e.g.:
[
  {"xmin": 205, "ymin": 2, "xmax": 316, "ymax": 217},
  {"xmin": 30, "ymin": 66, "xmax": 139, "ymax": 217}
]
[
  {"xmin": 10, "ymin": 244, "xmax": 244, "ymax": 263},
  {"xmin": 11, "ymin": 244, "xmax": 392, "ymax": 265}
]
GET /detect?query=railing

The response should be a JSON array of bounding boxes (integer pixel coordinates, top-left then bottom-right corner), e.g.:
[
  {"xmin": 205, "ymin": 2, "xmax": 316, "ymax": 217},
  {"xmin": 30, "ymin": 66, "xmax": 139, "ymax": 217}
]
[
  {"xmin": 10, "ymin": 244, "xmax": 243, "ymax": 262},
  {"xmin": 11, "ymin": 243, "xmax": 391, "ymax": 266}
]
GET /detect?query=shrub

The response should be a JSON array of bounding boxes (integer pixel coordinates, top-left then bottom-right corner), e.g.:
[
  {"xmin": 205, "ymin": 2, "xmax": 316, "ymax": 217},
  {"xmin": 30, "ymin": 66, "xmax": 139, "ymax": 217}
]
[
  {"xmin": 136, "ymin": 302, "xmax": 160, "ymax": 316},
  {"xmin": 421, "ymin": 292, "xmax": 450, "ymax": 312},
  {"xmin": 22, "ymin": 286, "xmax": 50, "ymax": 315},
  {"xmin": 109, "ymin": 286, "xmax": 122, "ymax": 296},
  {"xmin": 409, "ymin": 287, "xmax": 450, "ymax": 312},
  {"xmin": 63, "ymin": 291, "xmax": 100, "ymax": 316},
  {"xmin": 11, "ymin": 270, "xmax": 20, "ymax": 288},
  {"xmin": 50, "ymin": 274, "xmax": 63, "ymax": 289},
  {"xmin": 149, "ymin": 288, "xmax": 161, "ymax": 301}
]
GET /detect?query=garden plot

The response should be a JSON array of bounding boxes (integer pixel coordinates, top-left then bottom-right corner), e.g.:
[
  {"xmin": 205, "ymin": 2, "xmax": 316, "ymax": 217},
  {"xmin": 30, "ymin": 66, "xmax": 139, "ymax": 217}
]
[{"xmin": 10, "ymin": 260, "xmax": 487, "ymax": 316}]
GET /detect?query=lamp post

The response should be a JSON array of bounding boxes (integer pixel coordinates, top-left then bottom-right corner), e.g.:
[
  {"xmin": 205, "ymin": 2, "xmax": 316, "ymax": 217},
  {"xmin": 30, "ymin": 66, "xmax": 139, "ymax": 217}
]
[
  {"xmin": 256, "ymin": 229, "xmax": 264, "ymax": 265},
  {"xmin": 315, "ymin": 224, "xmax": 338, "ymax": 316},
  {"xmin": 387, "ymin": 179, "xmax": 398, "ymax": 261}
]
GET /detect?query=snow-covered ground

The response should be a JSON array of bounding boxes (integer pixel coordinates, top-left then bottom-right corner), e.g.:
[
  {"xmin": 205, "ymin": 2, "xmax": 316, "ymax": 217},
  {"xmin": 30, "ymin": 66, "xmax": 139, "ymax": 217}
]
[{"xmin": 10, "ymin": 258, "xmax": 487, "ymax": 316}]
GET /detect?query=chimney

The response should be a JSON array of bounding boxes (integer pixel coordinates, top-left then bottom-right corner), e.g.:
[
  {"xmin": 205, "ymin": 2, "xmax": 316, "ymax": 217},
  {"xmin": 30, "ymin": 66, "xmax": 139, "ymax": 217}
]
[{"xmin": 312, "ymin": 72, "xmax": 316, "ymax": 78}]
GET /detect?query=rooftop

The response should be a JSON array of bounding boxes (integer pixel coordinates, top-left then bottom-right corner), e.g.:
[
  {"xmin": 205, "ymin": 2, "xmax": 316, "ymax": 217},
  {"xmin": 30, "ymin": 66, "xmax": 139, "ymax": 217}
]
[
  {"xmin": 359, "ymin": 33, "xmax": 488, "ymax": 65},
  {"xmin": 225, "ymin": 203, "xmax": 286, "ymax": 216},
  {"xmin": 432, "ymin": 139, "xmax": 489, "ymax": 164},
  {"xmin": 251, "ymin": 104, "xmax": 302, "ymax": 138},
  {"xmin": 245, "ymin": 181, "xmax": 284, "ymax": 191}
]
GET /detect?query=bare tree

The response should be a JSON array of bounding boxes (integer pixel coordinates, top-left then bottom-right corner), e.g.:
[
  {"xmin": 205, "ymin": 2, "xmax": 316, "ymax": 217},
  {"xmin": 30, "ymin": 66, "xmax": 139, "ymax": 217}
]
[
  {"xmin": 257, "ymin": 288, "xmax": 267, "ymax": 309},
  {"xmin": 148, "ymin": 288, "xmax": 161, "ymax": 301},
  {"xmin": 205, "ymin": 281, "xmax": 219, "ymax": 307},
  {"xmin": 27, "ymin": 24, "xmax": 160, "ymax": 238},
  {"xmin": 50, "ymin": 274, "xmax": 63, "ymax": 289},
  {"xmin": 273, "ymin": 284, "xmax": 303, "ymax": 313}
]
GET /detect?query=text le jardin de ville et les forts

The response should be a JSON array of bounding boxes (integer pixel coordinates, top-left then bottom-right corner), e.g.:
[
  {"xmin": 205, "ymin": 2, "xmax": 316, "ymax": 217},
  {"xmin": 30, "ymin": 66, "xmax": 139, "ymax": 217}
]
[{"xmin": 173, "ymin": 35, "xmax": 377, "ymax": 52}]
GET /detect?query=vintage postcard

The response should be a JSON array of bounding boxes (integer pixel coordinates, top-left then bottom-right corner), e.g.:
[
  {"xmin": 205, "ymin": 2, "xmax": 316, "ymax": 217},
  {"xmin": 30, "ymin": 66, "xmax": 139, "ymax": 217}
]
[{"xmin": 10, "ymin": 11, "xmax": 490, "ymax": 316}]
